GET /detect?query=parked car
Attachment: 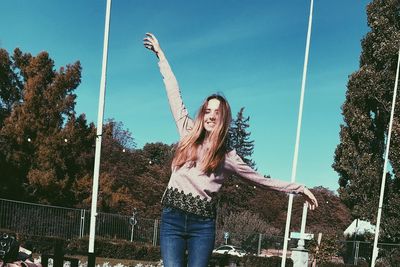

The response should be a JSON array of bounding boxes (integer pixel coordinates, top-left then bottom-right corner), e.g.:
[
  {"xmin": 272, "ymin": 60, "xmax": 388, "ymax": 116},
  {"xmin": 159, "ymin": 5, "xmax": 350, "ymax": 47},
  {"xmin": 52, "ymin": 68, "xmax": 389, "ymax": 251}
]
[{"xmin": 212, "ymin": 245, "xmax": 247, "ymax": 257}]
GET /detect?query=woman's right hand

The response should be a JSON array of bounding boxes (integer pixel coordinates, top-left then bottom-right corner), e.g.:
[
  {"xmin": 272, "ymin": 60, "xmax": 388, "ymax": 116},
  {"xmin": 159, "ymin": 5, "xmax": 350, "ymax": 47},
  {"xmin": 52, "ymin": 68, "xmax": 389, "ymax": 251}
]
[{"xmin": 143, "ymin": 33, "xmax": 165, "ymax": 59}]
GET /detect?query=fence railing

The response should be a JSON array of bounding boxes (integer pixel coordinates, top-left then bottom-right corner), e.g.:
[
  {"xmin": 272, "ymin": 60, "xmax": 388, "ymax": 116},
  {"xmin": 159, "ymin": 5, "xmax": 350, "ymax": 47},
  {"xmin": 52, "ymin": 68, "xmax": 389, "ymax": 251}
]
[
  {"xmin": 0, "ymin": 198, "xmax": 159, "ymax": 245},
  {"xmin": 1, "ymin": 198, "xmax": 400, "ymax": 265}
]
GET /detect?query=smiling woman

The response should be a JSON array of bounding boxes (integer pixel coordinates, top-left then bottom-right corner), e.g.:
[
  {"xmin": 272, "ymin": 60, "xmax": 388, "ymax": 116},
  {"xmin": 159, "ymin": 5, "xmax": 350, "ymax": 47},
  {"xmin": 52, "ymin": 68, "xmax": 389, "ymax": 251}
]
[
  {"xmin": 143, "ymin": 32, "xmax": 318, "ymax": 267},
  {"xmin": 203, "ymin": 98, "xmax": 220, "ymax": 133}
]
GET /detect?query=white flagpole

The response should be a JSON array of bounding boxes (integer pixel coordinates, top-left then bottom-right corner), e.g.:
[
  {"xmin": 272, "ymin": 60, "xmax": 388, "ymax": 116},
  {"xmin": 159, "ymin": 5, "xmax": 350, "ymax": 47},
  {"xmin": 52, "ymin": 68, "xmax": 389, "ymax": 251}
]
[
  {"xmin": 88, "ymin": 1, "xmax": 112, "ymax": 266},
  {"xmin": 281, "ymin": 0, "xmax": 314, "ymax": 266},
  {"xmin": 371, "ymin": 44, "xmax": 400, "ymax": 267}
]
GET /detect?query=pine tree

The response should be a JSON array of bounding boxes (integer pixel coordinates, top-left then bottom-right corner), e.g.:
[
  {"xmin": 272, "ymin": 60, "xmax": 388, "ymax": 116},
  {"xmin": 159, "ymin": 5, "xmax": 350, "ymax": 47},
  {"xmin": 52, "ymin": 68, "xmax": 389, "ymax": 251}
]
[
  {"xmin": 229, "ymin": 107, "xmax": 256, "ymax": 168},
  {"xmin": 332, "ymin": 0, "xmax": 400, "ymax": 242},
  {"xmin": 216, "ymin": 108, "xmax": 257, "ymax": 216}
]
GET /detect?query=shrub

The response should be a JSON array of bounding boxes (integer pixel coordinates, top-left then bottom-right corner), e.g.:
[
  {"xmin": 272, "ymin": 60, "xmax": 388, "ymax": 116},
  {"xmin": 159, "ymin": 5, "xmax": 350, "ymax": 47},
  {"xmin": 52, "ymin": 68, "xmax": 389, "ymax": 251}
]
[
  {"xmin": 67, "ymin": 237, "xmax": 160, "ymax": 261},
  {"xmin": 15, "ymin": 234, "xmax": 161, "ymax": 261},
  {"xmin": 208, "ymin": 254, "xmax": 292, "ymax": 267},
  {"xmin": 319, "ymin": 260, "xmax": 368, "ymax": 267}
]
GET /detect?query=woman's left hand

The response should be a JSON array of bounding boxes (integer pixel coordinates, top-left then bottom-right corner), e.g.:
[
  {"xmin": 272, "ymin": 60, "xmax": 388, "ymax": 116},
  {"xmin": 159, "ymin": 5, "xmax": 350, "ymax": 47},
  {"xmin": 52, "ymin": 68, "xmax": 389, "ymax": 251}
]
[{"xmin": 302, "ymin": 188, "xmax": 318, "ymax": 210}]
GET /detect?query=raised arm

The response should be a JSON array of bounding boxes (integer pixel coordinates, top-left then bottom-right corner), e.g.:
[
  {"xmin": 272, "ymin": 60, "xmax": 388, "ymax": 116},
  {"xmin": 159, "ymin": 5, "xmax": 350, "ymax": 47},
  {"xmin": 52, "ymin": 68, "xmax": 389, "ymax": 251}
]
[
  {"xmin": 143, "ymin": 33, "xmax": 193, "ymax": 137},
  {"xmin": 224, "ymin": 150, "xmax": 318, "ymax": 210}
]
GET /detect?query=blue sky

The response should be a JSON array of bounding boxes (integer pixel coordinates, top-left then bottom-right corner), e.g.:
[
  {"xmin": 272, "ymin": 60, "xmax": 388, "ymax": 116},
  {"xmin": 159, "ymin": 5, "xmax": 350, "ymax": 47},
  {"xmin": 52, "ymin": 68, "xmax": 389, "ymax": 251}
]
[{"xmin": 0, "ymin": 0, "xmax": 371, "ymax": 191}]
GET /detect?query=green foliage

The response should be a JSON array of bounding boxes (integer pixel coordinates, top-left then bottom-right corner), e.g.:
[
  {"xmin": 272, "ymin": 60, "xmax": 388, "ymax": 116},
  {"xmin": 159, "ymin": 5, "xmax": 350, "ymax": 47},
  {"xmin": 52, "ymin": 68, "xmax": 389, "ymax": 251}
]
[
  {"xmin": 217, "ymin": 107, "xmax": 259, "ymax": 217},
  {"xmin": 333, "ymin": 0, "xmax": 400, "ymax": 242},
  {"xmin": 228, "ymin": 107, "xmax": 255, "ymax": 168},
  {"xmin": 0, "ymin": 49, "xmax": 22, "ymax": 126}
]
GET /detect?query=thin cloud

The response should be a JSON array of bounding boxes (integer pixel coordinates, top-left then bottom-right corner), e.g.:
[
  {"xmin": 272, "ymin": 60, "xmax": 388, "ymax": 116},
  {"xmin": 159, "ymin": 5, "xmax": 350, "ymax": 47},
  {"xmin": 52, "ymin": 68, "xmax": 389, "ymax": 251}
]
[{"xmin": 168, "ymin": 15, "xmax": 276, "ymax": 55}]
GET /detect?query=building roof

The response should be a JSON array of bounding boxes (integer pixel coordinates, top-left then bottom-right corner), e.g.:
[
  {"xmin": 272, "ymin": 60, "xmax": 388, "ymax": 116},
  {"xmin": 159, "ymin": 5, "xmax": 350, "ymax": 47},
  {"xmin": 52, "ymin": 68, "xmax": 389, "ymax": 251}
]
[{"xmin": 344, "ymin": 219, "xmax": 375, "ymax": 236}]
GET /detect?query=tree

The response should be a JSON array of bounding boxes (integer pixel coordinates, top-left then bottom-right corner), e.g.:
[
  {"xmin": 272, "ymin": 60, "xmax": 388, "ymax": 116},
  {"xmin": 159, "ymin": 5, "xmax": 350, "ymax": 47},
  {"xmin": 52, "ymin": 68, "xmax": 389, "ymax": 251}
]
[
  {"xmin": 0, "ymin": 49, "xmax": 24, "ymax": 196},
  {"xmin": 216, "ymin": 210, "xmax": 280, "ymax": 251},
  {"xmin": 291, "ymin": 187, "xmax": 351, "ymax": 234},
  {"xmin": 75, "ymin": 119, "xmax": 137, "ymax": 213},
  {"xmin": 217, "ymin": 107, "xmax": 258, "ymax": 215},
  {"xmin": 127, "ymin": 142, "xmax": 173, "ymax": 218},
  {"xmin": 73, "ymin": 119, "xmax": 173, "ymax": 217},
  {"xmin": 0, "ymin": 48, "xmax": 95, "ymax": 205},
  {"xmin": 332, "ymin": 0, "xmax": 400, "ymax": 242},
  {"xmin": 0, "ymin": 49, "xmax": 22, "ymax": 127},
  {"xmin": 229, "ymin": 107, "xmax": 256, "ymax": 168},
  {"xmin": 308, "ymin": 233, "xmax": 342, "ymax": 265},
  {"xmin": 0, "ymin": 48, "xmax": 173, "ymax": 215}
]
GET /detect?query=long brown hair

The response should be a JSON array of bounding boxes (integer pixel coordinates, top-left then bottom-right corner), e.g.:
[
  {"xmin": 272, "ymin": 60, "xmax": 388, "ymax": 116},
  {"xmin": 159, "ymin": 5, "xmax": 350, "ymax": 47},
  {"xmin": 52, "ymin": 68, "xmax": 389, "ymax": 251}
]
[{"xmin": 172, "ymin": 94, "xmax": 232, "ymax": 173}]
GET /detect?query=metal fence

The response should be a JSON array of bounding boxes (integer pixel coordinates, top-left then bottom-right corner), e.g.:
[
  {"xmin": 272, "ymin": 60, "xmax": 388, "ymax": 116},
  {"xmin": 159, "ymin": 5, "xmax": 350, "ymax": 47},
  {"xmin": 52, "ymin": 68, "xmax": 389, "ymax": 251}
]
[
  {"xmin": 0, "ymin": 198, "xmax": 159, "ymax": 245},
  {"xmin": 1, "ymin": 198, "xmax": 400, "ymax": 265},
  {"xmin": 325, "ymin": 240, "xmax": 400, "ymax": 265}
]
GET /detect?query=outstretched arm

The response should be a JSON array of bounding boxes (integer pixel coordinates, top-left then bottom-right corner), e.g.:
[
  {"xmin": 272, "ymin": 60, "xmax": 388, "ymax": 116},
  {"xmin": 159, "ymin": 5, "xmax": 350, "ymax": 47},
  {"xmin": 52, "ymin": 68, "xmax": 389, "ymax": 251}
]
[
  {"xmin": 143, "ymin": 32, "xmax": 166, "ymax": 61},
  {"xmin": 224, "ymin": 150, "xmax": 318, "ymax": 210},
  {"xmin": 143, "ymin": 33, "xmax": 193, "ymax": 137}
]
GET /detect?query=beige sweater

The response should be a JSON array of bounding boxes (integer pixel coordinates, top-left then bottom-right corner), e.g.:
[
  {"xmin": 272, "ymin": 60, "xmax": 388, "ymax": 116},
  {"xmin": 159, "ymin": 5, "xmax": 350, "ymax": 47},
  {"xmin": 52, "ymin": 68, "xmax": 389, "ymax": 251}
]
[{"xmin": 158, "ymin": 58, "xmax": 304, "ymax": 218}]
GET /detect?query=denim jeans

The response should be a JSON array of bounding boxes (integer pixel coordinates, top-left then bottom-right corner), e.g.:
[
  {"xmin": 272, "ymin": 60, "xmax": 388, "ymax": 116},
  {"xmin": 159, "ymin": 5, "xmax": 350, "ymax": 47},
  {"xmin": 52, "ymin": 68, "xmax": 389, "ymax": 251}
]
[{"xmin": 160, "ymin": 207, "xmax": 216, "ymax": 267}]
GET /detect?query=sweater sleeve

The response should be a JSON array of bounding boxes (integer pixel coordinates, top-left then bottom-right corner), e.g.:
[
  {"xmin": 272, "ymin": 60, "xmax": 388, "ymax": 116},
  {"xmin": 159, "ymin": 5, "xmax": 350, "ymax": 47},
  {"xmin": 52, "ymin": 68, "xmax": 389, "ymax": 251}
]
[
  {"xmin": 158, "ymin": 58, "xmax": 194, "ymax": 138},
  {"xmin": 224, "ymin": 150, "xmax": 305, "ymax": 194}
]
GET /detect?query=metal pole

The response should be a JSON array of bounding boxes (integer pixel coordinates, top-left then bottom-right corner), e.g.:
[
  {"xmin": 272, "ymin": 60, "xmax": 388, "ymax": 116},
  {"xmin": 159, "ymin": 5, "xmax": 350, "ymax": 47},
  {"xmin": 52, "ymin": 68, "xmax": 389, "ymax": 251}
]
[
  {"xmin": 153, "ymin": 219, "xmax": 159, "ymax": 246},
  {"xmin": 354, "ymin": 241, "xmax": 359, "ymax": 265},
  {"xmin": 258, "ymin": 233, "xmax": 262, "ymax": 256},
  {"xmin": 311, "ymin": 233, "xmax": 322, "ymax": 267},
  {"xmin": 371, "ymin": 44, "xmax": 400, "ymax": 267},
  {"xmin": 88, "ymin": 1, "xmax": 112, "ymax": 266},
  {"xmin": 298, "ymin": 203, "xmax": 308, "ymax": 250},
  {"xmin": 281, "ymin": 0, "xmax": 314, "ymax": 266},
  {"xmin": 80, "ymin": 209, "xmax": 85, "ymax": 238}
]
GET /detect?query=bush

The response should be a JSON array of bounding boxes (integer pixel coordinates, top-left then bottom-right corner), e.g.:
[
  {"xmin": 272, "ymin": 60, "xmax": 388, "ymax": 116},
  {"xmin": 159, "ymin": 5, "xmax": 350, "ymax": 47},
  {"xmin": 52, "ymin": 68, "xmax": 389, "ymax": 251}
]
[
  {"xmin": 375, "ymin": 247, "xmax": 400, "ymax": 266},
  {"xmin": 208, "ymin": 254, "xmax": 292, "ymax": 267},
  {"xmin": 15, "ymin": 234, "xmax": 161, "ymax": 261},
  {"xmin": 17, "ymin": 234, "xmax": 67, "ymax": 255},
  {"xmin": 67, "ymin": 237, "xmax": 160, "ymax": 261},
  {"xmin": 319, "ymin": 259, "xmax": 368, "ymax": 267},
  {"xmin": 307, "ymin": 234, "xmax": 342, "ymax": 264}
]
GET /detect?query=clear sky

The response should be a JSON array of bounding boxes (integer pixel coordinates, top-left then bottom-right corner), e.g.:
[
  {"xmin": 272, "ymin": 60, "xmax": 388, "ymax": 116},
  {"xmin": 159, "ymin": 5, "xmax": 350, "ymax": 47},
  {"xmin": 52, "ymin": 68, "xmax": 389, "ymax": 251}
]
[{"xmin": 0, "ymin": 0, "xmax": 371, "ymax": 191}]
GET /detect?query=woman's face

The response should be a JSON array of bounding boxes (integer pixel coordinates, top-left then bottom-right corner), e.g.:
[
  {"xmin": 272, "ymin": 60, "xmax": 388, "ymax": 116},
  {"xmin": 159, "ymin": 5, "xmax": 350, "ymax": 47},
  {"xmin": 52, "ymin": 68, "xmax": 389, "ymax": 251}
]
[{"xmin": 203, "ymin": 98, "xmax": 221, "ymax": 133}]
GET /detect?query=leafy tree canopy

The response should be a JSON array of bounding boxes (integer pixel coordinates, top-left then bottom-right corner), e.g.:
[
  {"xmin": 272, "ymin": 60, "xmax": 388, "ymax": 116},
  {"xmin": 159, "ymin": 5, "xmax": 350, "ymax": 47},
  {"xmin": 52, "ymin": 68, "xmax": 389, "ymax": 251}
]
[{"xmin": 333, "ymin": 0, "xmax": 400, "ymax": 242}]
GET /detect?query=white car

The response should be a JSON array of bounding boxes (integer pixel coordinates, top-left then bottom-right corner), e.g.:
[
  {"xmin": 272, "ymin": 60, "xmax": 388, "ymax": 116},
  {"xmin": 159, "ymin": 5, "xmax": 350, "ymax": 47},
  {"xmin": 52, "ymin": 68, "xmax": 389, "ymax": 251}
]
[{"xmin": 212, "ymin": 245, "xmax": 247, "ymax": 257}]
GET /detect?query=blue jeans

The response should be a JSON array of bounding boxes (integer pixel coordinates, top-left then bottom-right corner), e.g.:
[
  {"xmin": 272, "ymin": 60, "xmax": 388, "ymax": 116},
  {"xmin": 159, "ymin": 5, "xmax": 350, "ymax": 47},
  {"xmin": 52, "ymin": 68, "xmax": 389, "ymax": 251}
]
[{"xmin": 160, "ymin": 207, "xmax": 216, "ymax": 267}]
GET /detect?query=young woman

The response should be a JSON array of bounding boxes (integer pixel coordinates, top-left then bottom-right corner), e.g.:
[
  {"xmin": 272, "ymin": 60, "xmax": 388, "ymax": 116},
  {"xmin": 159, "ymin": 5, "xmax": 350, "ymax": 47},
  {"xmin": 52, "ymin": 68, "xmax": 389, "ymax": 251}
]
[{"xmin": 143, "ymin": 33, "xmax": 318, "ymax": 267}]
